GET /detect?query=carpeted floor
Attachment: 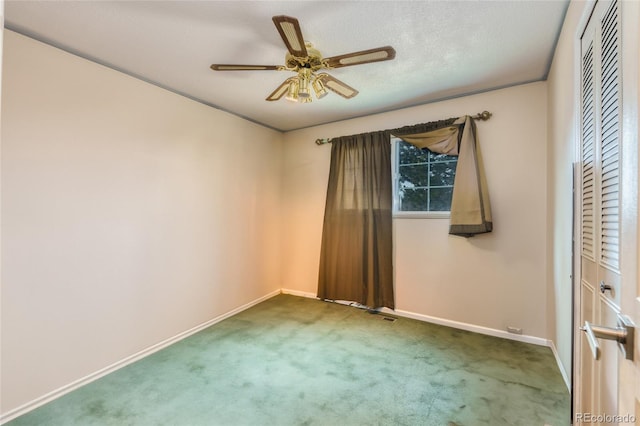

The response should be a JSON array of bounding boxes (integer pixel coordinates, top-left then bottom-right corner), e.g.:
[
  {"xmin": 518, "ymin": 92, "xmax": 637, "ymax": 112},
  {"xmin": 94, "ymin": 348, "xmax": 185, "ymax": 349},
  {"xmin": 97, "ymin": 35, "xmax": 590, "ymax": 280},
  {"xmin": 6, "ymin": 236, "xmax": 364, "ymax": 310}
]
[{"xmin": 7, "ymin": 294, "xmax": 570, "ymax": 425}]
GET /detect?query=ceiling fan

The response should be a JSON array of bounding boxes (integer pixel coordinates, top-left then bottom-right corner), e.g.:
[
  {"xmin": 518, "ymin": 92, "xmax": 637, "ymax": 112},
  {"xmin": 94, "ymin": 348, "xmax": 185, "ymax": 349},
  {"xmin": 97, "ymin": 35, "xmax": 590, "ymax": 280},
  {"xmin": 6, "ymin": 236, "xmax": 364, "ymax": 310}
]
[{"xmin": 210, "ymin": 15, "xmax": 396, "ymax": 103}]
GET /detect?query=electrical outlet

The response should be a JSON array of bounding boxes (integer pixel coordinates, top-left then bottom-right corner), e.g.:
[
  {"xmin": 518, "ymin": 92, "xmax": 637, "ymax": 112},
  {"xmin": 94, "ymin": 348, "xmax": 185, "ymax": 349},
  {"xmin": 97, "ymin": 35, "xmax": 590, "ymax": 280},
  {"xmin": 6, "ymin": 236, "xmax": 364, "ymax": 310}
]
[{"xmin": 507, "ymin": 326, "xmax": 523, "ymax": 335}]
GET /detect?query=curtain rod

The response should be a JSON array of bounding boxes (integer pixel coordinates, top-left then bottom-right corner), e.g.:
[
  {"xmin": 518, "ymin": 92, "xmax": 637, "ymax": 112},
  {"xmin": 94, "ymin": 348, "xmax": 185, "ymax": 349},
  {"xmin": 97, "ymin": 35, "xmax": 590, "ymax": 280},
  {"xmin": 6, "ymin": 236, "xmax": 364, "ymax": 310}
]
[{"xmin": 314, "ymin": 110, "xmax": 493, "ymax": 145}]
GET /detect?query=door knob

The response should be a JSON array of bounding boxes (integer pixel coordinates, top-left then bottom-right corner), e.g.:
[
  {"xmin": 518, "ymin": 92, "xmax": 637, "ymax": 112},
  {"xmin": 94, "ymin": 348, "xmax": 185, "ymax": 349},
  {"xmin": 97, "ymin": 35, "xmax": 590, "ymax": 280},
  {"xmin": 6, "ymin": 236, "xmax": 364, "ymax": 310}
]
[
  {"xmin": 600, "ymin": 281, "xmax": 612, "ymax": 294},
  {"xmin": 580, "ymin": 313, "xmax": 635, "ymax": 361}
]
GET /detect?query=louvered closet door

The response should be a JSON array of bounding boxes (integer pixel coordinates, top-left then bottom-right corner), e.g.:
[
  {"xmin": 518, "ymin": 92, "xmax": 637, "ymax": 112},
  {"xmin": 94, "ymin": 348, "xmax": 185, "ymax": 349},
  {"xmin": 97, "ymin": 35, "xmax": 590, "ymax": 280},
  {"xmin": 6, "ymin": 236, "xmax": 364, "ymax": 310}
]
[{"xmin": 578, "ymin": 0, "xmax": 622, "ymax": 418}]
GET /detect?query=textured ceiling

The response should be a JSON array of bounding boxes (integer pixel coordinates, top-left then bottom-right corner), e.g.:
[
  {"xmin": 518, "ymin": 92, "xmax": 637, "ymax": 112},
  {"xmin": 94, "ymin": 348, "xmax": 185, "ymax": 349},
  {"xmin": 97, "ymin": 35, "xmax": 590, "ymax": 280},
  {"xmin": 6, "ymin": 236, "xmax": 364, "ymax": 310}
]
[{"xmin": 4, "ymin": 1, "xmax": 569, "ymax": 132}]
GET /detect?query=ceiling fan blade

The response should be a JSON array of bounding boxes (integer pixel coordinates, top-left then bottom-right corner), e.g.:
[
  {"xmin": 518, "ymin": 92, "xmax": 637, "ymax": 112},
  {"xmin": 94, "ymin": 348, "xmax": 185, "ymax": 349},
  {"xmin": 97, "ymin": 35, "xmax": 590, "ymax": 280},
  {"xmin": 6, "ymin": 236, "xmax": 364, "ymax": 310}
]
[
  {"xmin": 210, "ymin": 64, "xmax": 280, "ymax": 71},
  {"xmin": 272, "ymin": 15, "xmax": 308, "ymax": 58},
  {"xmin": 324, "ymin": 46, "xmax": 396, "ymax": 68},
  {"xmin": 319, "ymin": 74, "xmax": 359, "ymax": 99},
  {"xmin": 266, "ymin": 78, "xmax": 293, "ymax": 101}
]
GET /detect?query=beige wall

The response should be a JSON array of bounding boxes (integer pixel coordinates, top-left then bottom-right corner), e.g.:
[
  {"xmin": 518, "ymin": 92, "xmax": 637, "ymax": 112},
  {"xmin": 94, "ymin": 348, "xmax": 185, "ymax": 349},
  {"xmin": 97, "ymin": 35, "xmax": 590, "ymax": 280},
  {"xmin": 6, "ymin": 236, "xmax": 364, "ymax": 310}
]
[
  {"xmin": 1, "ymin": 31, "xmax": 282, "ymax": 414},
  {"xmin": 281, "ymin": 82, "xmax": 549, "ymax": 339},
  {"xmin": 546, "ymin": 0, "xmax": 591, "ymax": 384}
]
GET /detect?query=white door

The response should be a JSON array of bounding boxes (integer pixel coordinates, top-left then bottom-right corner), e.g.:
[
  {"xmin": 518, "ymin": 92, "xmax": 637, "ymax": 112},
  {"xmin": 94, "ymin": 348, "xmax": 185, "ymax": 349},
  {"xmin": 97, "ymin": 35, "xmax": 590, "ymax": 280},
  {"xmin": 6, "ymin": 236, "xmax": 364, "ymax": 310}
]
[{"xmin": 575, "ymin": 0, "xmax": 639, "ymax": 424}]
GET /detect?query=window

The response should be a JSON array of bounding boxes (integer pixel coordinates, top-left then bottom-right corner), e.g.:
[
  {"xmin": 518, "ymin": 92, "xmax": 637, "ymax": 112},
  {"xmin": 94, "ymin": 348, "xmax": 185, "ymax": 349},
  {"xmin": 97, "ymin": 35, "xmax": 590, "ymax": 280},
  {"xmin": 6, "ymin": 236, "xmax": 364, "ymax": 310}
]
[{"xmin": 392, "ymin": 137, "xmax": 457, "ymax": 215}]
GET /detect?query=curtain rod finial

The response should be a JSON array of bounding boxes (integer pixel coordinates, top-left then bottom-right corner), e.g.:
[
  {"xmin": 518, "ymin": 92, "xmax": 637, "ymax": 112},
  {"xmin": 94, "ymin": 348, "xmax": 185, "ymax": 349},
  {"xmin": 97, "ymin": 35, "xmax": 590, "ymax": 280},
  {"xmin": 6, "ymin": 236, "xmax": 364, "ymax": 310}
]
[{"xmin": 475, "ymin": 111, "xmax": 492, "ymax": 121}]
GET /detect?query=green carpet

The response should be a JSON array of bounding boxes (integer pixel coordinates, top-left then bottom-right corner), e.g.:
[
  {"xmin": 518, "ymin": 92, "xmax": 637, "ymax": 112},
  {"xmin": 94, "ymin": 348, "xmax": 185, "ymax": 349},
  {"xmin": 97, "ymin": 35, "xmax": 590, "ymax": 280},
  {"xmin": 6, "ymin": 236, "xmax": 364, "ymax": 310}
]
[{"xmin": 7, "ymin": 294, "xmax": 570, "ymax": 425}]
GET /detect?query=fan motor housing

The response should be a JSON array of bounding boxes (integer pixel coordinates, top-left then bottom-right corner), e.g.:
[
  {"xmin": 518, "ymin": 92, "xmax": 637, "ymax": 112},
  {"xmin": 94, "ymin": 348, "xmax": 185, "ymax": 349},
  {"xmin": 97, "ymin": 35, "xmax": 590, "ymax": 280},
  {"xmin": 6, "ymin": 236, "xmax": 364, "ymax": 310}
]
[{"xmin": 285, "ymin": 44, "xmax": 325, "ymax": 71}]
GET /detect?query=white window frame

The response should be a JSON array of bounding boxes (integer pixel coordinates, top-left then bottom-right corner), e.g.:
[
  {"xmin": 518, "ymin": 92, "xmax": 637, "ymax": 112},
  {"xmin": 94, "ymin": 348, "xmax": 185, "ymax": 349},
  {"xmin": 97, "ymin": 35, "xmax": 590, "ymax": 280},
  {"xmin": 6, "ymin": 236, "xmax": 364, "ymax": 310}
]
[{"xmin": 391, "ymin": 137, "xmax": 454, "ymax": 219}]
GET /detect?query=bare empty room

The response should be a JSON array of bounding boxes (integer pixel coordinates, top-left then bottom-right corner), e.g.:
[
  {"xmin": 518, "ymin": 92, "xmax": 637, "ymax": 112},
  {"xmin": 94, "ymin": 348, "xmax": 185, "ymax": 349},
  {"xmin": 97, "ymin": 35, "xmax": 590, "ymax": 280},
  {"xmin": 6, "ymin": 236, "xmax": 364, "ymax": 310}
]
[{"xmin": 1, "ymin": 1, "xmax": 639, "ymax": 425}]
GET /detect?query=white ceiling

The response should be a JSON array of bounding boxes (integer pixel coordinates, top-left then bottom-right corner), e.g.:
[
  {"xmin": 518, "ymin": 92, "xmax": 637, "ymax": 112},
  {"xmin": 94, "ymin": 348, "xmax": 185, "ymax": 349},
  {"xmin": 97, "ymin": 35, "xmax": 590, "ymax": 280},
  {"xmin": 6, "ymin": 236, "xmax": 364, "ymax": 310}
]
[{"xmin": 4, "ymin": 1, "xmax": 569, "ymax": 132}]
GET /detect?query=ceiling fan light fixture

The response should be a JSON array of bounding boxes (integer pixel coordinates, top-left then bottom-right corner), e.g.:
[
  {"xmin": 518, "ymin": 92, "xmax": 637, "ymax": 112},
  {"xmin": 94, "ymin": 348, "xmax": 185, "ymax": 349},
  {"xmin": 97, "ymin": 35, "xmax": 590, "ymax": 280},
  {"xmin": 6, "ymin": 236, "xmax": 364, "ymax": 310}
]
[
  {"xmin": 286, "ymin": 78, "xmax": 300, "ymax": 102},
  {"xmin": 297, "ymin": 69, "xmax": 311, "ymax": 99},
  {"xmin": 298, "ymin": 85, "xmax": 310, "ymax": 99},
  {"xmin": 312, "ymin": 75, "xmax": 328, "ymax": 99}
]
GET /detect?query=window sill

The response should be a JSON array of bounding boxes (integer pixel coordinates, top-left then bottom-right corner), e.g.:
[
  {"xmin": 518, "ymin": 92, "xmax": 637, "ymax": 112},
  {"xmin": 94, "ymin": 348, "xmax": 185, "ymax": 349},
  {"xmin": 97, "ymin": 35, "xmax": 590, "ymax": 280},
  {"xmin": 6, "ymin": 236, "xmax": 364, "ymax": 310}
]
[{"xmin": 393, "ymin": 211, "xmax": 450, "ymax": 219}]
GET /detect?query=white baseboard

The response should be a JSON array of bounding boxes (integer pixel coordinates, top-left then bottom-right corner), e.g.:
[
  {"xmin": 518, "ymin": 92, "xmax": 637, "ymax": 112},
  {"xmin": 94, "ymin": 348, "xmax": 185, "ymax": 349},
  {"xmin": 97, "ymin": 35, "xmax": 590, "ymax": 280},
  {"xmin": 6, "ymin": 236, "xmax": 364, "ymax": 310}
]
[
  {"xmin": 280, "ymin": 288, "xmax": 318, "ymax": 299},
  {"xmin": 393, "ymin": 308, "xmax": 549, "ymax": 346},
  {"xmin": 280, "ymin": 290, "xmax": 552, "ymax": 347},
  {"xmin": 548, "ymin": 340, "xmax": 571, "ymax": 392},
  {"xmin": 0, "ymin": 289, "xmax": 281, "ymax": 424}
]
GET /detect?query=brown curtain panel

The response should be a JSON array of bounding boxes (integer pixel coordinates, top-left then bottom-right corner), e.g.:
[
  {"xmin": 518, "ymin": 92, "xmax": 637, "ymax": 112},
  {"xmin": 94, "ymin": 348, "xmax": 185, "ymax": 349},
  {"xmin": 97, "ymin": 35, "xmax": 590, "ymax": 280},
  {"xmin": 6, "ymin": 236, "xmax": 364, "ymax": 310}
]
[
  {"xmin": 393, "ymin": 115, "xmax": 493, "ymax": 237},
  {"xmin": 317, "ymin": 131, "xmax": 394, "ymax": 309}
]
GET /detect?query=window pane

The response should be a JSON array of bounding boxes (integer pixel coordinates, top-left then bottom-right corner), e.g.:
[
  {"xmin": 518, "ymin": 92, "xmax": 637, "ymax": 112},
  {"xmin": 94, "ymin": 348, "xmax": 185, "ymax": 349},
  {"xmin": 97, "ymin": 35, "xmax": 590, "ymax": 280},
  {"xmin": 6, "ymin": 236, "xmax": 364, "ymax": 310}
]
[
  {"xmin": 399, "ymin": 164, "xmax": 429, "ymax": 187},
  {"xmin": 429, "ymin": 188, "xmax": 453, "ymax": 211},
  {"xmin": 399, "ymin": 188, "xmax": 428, "ymax": 211},
  {"xmin": 398, "ymin": 142, "xmax": 429, "ymax": 164},
  {"xmin": 429, "ymin": 161, "xmax": 457, "ymax": 186},
  {"xmin": 394, "ymin": 138, "xmax": 458, "ymax": 214}
]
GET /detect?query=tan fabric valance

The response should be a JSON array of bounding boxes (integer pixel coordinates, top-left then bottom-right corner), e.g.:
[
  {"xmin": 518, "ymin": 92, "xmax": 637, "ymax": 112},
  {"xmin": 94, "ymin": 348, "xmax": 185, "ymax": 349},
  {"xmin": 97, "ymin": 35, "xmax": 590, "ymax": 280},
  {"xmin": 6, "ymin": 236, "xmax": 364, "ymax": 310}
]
[{"xmin": 392, "ymin": 116, "xmax": 492, "ymax": 237}]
